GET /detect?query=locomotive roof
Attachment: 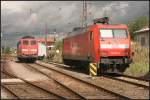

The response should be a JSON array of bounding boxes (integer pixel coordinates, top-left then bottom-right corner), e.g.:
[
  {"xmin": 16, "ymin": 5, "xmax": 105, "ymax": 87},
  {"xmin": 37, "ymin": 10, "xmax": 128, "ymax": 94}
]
[
  {"xmin": 66, "ymin": 24, "xmax": 128, "ymax": 38},
  {"xmin": 21, "ymin": 36, "xmax": 35, "ymax": 39},
  {"xmin": 67, "ymin": 26, "xmax": 92, "ymax": 37}
]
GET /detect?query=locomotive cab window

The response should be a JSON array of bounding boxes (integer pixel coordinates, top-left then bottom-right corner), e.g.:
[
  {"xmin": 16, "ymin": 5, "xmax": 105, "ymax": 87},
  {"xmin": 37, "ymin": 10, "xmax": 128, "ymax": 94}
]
[
  {"xmin": 31, "ymin": 40, "xmax": 36, "ymax": 45},
  {"xmin": 23, "ymin": 40, "xmax": 29, "ymax": 45},
  {"xmin": 100, "ymin": 29, "xmax": 113, "ymax": 38},
  {"xmin": 113, "ymin": 29, "xmax": 127, "ymax": 38},
  {"xmin": 100, "ymin": 29, "xmax": 128, "ymax": 38}
]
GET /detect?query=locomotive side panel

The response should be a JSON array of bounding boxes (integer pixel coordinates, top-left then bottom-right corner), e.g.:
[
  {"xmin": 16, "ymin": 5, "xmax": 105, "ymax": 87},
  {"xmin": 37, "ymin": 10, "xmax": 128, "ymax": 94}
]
[
  {"xmin": 63, "ymin": 32, "xmax": 91, "ymax": 61},
  {"xmin": 17, "ymin": 40, "xmax": 22, "ymax": 58},
  {"xmin": 63, "ymin": 25, "xmax": 100, "ymax": 63},
  {"xmin": 92, "ymin": 26, "xmax": 100, "ymax": 63}
]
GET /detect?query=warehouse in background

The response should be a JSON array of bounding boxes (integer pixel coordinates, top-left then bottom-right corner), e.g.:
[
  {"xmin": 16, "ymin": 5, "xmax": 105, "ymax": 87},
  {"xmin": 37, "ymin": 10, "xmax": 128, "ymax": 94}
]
[{"xmin": 134, "ymin": 27, "xmax": 149, "ymax": 48}]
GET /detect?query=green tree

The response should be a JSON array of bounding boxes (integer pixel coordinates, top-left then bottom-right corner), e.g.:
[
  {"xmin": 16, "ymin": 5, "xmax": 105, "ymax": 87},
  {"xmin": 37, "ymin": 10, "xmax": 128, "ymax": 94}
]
[
  {"xmin": 127, "ymin": 16, "xmax": 149, "ymax": 40},
  {"xmin": 53, "ymin": 40, "xmax": 63, "ymax": 50},
  {"xmin": 4, "ymin": 46, "xmax": 11, "ymax": 54}
]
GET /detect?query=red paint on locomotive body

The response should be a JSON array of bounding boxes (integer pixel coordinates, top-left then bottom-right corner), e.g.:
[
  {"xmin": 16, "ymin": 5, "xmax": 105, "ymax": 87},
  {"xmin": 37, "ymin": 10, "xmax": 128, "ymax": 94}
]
[
  {"xmin": 17, "ymin": 36, "xmax": 38, "ymax": 61},
  {"xmin": 63, "ymin": 24, "xmax": 133, "ymax": 65}
]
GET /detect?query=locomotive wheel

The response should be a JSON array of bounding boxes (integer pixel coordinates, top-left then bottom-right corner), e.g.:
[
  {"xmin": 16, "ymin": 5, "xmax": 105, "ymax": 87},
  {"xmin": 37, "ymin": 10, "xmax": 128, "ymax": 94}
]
[
  {"xmin": 116, "ymin": 64, "xmax": 129, "ymax": 73},
  {"xmin": 99, "ymin": 64, "xmax": 111, "ymax": 75},
  {"xmin": 98, "ymin": 65, "xmax": 105, "ymax": 75},
  {"xmin": 17, "ymin": 57, "xmax": 23, "ymax": 62},
  {"xmin": 63, "ymin": 59, "xmax": 71, "ymax": 65},
  {"xmin": 86, "ymin": 65, "xmax": 90, "ymax": 75}
]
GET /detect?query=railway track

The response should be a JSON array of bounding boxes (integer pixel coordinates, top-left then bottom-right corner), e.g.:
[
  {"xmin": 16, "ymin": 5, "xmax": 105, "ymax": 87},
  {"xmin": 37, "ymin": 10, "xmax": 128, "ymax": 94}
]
[
  {"xmin": 103, "ymin": 73, "xmax": 149, "ymax": 89},
  {"xmin": 26, "ymin": 61, "xmax": 135, "ymax": 99},
  {"xmin": 24, "ymin": 64, "xmax": 88, "ymax": 99},
  {"xmin": 45, "ymin": 61, "xmax": 149, "ymax": 88},
  {"xmin": 1, "ymin": 70, "xmax": 66, "ymax": 99},
  {"xmin": 2, "ymin": 58, "xmax": 148, "ymax": 99},
  {"xmin": 116, "ymin": 73, "xmax": 149, "ymax": 82},
  {"xmin": 1, "ymin": 57, "xmax": 66, "ymax": 99},
  {"xmin": 1, "ymin": 70, "xmax": 17, "ymax": 78},
  {"xmin": 1, "ymin": 85, "xmax": 20, "ymax": 99},
  {"xmin": 35, "ymin": 61, "xmax": 149, "ymax": 99}
]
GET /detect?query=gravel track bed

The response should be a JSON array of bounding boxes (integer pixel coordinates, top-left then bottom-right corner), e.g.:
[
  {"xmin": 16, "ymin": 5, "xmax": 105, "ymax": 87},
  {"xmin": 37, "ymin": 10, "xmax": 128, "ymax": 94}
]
[
  {"xmin": 1, "ymin": 71, "xmax": 15, "ymax": 79},
  {"xmin": 2, "ymin": 83, "xmax": 59, "ymax": 99},
  {"xmin": 1, "ymin": 86, "xmax": 18, "ymax": 99},
  {"xmin": 37, "ymin": 61, "xmax": 149, "ymax": 99}
]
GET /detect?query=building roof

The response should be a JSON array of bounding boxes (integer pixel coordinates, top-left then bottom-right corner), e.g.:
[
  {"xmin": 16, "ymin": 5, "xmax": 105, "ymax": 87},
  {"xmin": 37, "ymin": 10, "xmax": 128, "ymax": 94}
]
[
  {"xmin": 134, "ymin": 27, "xmax": 149, "ymax": 33},
  {"xmin": 36, "ymin": 37, "xmax": 55, "ymax": 42}
]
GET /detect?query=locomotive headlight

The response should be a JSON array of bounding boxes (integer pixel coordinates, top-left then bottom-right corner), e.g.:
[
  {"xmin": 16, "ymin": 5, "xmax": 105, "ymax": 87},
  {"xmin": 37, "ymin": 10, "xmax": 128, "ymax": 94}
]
[
  {"xmin": 31, "ymin": 49, "xmax": 37, "ymax": 52},
  {"xmin": 118, "ymin": 44, "xmax": 129, "ymax": 49},
  {"xmin": 101, "ymin": 50, "xmax": 108, "ymax": 56},
  {"xmin": 22, "ymin": 49, "xmax": 28, "ymax": 51},
  {"xmin": 101, "ymin": 44, "xmax": 112, "ymax": 49}
]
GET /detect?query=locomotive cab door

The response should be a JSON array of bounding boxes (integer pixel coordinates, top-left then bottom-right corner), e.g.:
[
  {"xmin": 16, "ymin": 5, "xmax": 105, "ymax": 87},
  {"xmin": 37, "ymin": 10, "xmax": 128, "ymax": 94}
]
[{"xmin": 88, "ymin": 31, "xmax": 94, "ymax": 62}]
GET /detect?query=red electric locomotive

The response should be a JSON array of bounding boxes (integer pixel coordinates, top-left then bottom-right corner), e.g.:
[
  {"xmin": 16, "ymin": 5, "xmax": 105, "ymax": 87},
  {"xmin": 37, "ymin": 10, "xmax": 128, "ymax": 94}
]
[
  {"xmin": 62, "ymin": 17, "xmax": 134, "ymax": 74},
  {"xmin": 17, "ymin": 36, "xmax": 38, "ymax": 62}
]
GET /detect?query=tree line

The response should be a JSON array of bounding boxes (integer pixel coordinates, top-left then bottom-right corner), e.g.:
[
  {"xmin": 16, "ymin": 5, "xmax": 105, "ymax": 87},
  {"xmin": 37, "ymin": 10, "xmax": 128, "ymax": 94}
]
[{"xmin": 127, "ymin": 16, "xmax": 149, "ymax": 40}]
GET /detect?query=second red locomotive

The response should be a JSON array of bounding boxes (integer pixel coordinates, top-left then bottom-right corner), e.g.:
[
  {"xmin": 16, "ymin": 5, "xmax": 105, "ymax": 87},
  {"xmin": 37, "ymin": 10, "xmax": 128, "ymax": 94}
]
[
  {"xmin": 62, "ymin": 17, "xmax": 134, "ymax": 74},
  {"xmin": 17, "ymin": 36, "xmax": 38, "ymax": 62}
]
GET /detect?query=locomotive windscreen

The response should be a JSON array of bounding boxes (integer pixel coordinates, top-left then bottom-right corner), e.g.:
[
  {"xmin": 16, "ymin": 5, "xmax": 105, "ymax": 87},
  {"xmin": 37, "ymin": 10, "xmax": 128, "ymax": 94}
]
[
  {"xmin": 23, "ymin": 40, "xmax": 29, "ymax": 45},
  {"xmin": 31, "ymin": 40, "xmax": 36, "ymax": 45},
  {"xmin": 100, "ymin": 29, "xmax": 128, "ymax": 38}
]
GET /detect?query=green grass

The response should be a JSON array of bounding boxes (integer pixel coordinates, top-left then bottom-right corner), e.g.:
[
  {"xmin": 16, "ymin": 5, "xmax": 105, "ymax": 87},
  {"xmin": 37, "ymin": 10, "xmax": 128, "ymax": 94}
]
[
  {"xmin": 125, "ymin": 63, "xmax": 149, "ymax": 77},
  {"xmin": 124, "ymin": 43, "xmax": 149, "ymax": 77}
]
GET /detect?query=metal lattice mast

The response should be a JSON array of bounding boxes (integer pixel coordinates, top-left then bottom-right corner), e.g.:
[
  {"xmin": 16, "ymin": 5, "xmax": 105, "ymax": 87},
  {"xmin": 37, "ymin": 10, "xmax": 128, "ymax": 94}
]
[
  {"xmin": 81, "ymin": 0, "xmax": 87, "ymax": 28},
  {"xmin": 84, "ymin": 0, "xmax": 87, "ymax": 27}
]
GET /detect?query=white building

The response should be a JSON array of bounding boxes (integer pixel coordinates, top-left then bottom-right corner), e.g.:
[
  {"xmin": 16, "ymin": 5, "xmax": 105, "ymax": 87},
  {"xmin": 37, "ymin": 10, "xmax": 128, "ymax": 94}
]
[{"xmin": 134, "ymin": 27, "xmax": 149, "ymax": 48}]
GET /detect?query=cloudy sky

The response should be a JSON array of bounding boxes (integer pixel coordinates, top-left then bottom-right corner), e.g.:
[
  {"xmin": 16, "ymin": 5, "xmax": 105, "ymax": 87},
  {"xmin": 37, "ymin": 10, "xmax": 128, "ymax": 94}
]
[
  {"xmin": 1, "ymin": 1, "xmax": 149, "ymax": 34},
  {"xmin": 1, "ymin": 1, "xmax": 149, "ymax": 47}
]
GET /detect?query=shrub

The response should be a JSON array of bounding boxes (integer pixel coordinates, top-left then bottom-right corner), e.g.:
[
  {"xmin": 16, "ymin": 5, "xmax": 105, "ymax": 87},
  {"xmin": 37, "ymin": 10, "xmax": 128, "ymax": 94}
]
[{"xmin": 124, "ymin": 42, "xmax": 149, "ymax": 77}]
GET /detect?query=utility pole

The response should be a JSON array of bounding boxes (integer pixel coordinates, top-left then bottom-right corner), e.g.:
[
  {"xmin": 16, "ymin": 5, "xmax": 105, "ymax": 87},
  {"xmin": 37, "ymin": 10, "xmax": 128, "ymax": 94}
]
[
  {"xmin": 45, "ymin": 21, "xmax": 48, "ymax": 60},
  {"xmin": 29, "ymin": 8, "xmax": 32, "ymax": 16},
  {"xmin": 29, "ymin": 8, "xmax": 34, "ymax": 36},
  {"xmin": 81, "ymin": 0, "xmax": 87, "ymax": 28}
]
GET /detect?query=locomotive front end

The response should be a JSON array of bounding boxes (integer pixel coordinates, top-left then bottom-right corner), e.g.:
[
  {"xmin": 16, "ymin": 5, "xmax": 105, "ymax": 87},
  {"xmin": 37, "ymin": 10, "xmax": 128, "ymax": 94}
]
[{"xmin": 98, "ymin": 25, "xmax": 133, "ymax": 72}]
